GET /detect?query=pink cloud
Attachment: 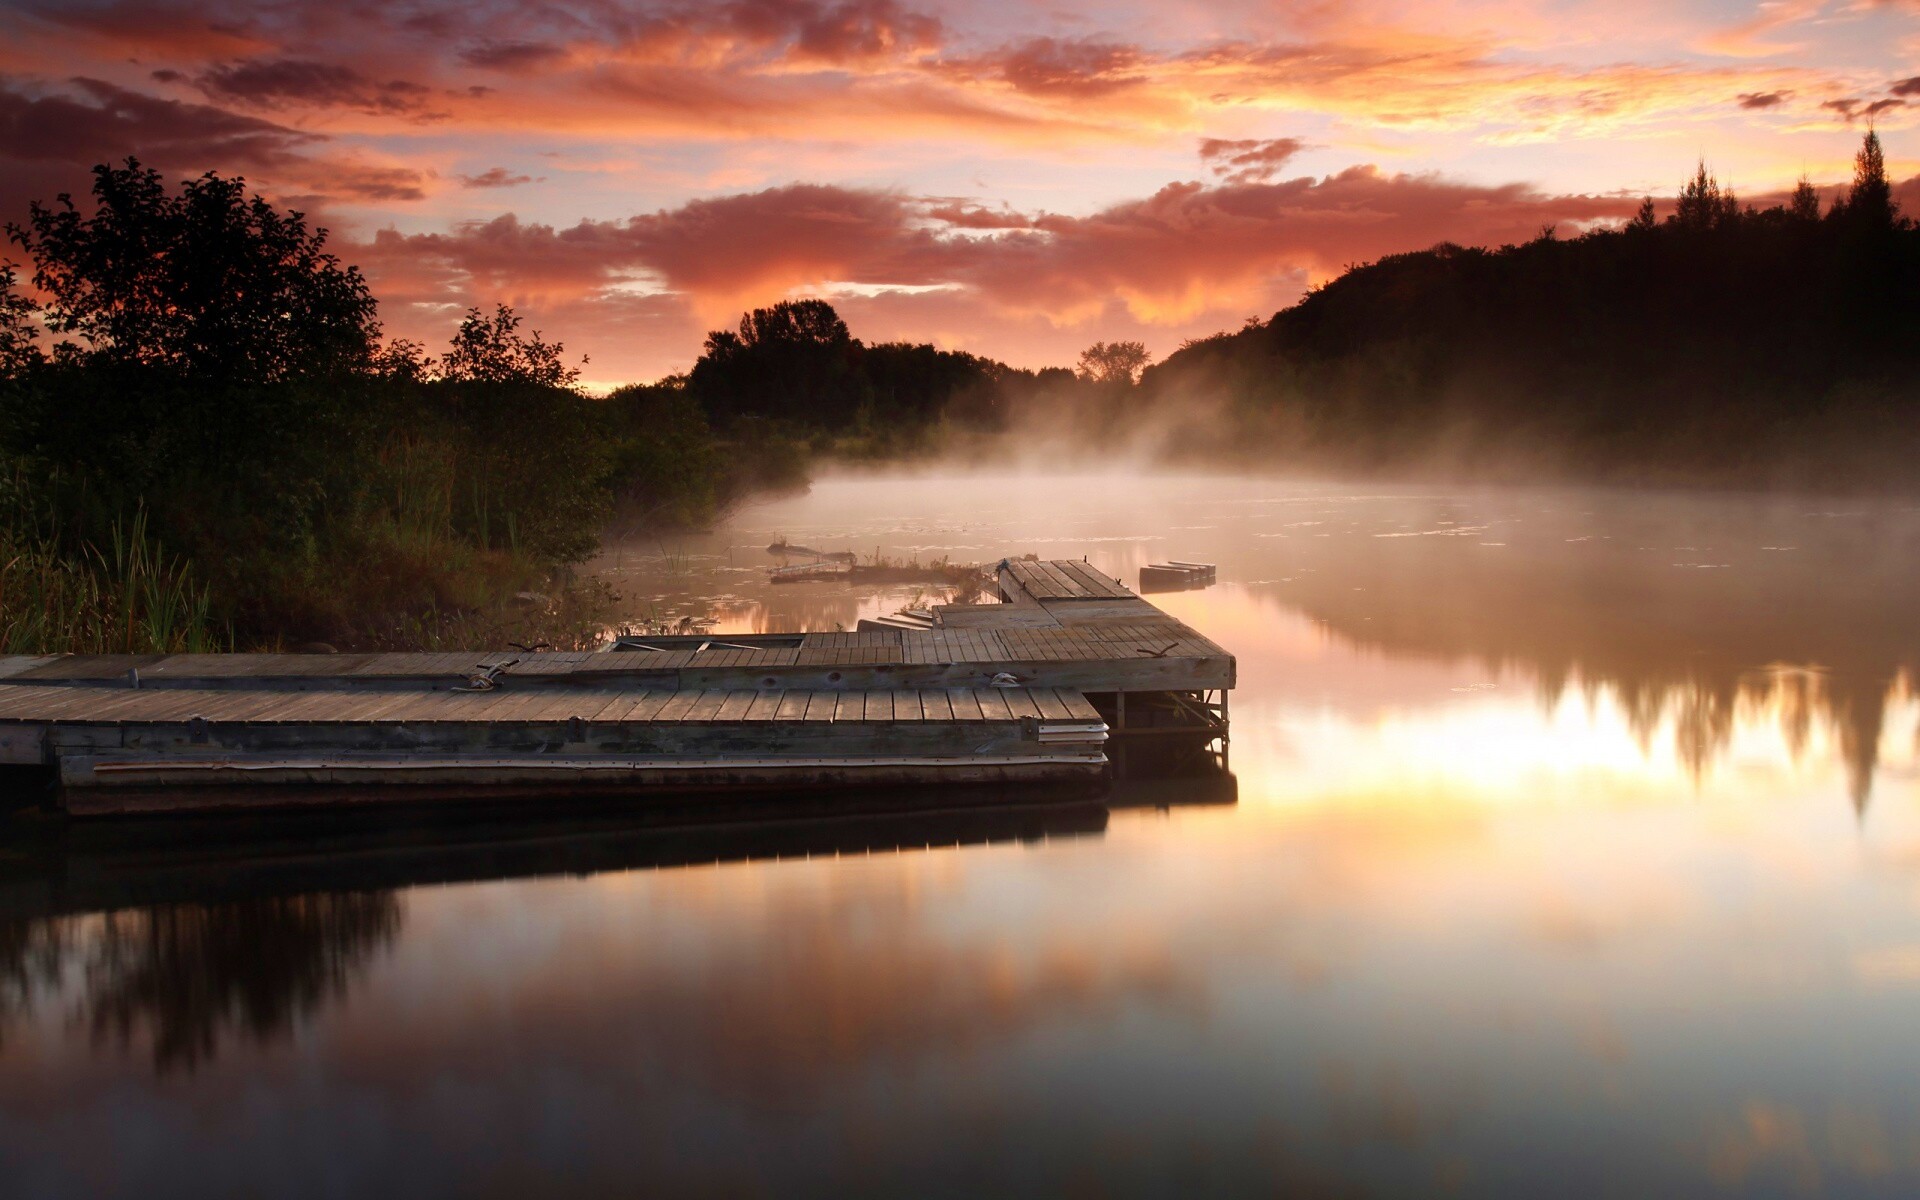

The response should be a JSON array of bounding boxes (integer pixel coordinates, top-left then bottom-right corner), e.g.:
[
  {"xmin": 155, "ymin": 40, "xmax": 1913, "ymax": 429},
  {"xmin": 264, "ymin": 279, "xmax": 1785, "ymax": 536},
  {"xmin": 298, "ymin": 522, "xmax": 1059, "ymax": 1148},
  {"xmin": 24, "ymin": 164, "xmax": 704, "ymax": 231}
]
[
  {"xmin": 962, "ymin": 38, "xmax": 1146, "ymax": 98},
  {"xmin": 1198, "ymin": 137, "xmax": 1309, "ymax": 184},
  {"xmin": 12, "ymin": 0, "xmax": 271, "ymax": 58}
]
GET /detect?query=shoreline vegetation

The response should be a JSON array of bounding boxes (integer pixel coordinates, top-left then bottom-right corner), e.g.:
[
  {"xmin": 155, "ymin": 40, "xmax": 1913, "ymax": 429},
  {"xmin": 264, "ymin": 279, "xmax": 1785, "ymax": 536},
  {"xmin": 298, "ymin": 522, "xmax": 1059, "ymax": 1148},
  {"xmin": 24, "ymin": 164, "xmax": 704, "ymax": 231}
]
[{"xmin": 1, "ymin": 132, "xmax": 1913, "ymax": 654}]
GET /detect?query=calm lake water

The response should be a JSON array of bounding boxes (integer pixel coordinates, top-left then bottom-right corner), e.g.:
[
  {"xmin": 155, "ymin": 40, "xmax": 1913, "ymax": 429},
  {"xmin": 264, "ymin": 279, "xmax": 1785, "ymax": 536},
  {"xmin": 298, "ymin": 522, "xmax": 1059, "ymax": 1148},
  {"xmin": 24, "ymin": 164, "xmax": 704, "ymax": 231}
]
[{"xmin": 5, "ymin": 471, "xmax": 1920, "ymax": 1197}]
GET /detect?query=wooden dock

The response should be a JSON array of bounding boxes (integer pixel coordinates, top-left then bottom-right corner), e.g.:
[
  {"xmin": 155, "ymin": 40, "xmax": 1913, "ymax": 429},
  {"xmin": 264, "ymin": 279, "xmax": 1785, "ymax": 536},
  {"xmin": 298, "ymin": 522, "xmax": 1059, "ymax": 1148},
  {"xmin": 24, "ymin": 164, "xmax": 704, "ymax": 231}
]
[{"xmin": 0, "ymin": 560, "xmax": 1231, "ymax": 816}]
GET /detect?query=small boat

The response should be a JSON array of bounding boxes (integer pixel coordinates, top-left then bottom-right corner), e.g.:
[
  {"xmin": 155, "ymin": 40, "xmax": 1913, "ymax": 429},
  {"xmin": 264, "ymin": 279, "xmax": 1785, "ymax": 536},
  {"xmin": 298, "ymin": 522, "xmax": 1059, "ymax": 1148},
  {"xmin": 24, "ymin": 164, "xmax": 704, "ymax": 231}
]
[{"xmin": 1138, "ymin": 561, "xmax": 1216, "ymax": 593}]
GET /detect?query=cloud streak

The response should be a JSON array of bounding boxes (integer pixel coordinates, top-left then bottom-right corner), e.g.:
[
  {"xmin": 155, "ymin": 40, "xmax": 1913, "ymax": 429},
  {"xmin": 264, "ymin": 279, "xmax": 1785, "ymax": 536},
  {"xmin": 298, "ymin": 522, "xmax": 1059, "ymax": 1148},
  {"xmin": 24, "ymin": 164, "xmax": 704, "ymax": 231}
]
[
  {"xmin": 0, "ymin": 76, "xmax": 316, "ymax": 167},
  {"xmin": 194, "ymin": 58, "xmax": 440, "ymax": 116},
  {"xmin": 0, "ymin": 77, "xmax": 427, "ymax": 219},
  {"xmin": 1199, "ymin": 138, "xmax": 1309, "ymax": 184},
  {"xmin": 458, "ymin": 167, "xmax": 536, "ymax": 188}
]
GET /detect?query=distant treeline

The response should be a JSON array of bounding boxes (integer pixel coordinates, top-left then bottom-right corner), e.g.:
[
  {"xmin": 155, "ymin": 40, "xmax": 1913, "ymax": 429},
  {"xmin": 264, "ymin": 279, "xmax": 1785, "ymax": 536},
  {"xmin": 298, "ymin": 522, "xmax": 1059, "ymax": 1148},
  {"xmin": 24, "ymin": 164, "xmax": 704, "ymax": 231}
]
[
  {"xmin": 1137, "ymin": 131, "xmax": 1920, "ymax": 486},
  {"xmin": 621, "ymin": 298, "xmax": 1140, "ymax": 459},
  {"xmin": 657, "ymin": 130, "xmax": 1920, "ymax": 488}
]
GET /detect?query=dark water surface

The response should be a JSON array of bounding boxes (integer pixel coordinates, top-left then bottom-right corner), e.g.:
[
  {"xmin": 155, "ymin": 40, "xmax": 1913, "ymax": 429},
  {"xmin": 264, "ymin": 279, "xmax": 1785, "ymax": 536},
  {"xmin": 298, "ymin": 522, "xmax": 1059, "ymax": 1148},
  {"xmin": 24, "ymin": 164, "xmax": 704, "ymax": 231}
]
[{"xmin": 6, "ymin": 472, "xmax": 1920, "ymax": 1197}]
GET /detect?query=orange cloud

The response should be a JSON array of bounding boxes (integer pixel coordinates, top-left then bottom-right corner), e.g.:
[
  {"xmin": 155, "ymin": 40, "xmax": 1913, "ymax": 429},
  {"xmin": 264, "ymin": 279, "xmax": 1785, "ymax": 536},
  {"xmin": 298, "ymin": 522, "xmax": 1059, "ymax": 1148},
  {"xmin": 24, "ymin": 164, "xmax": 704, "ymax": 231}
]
[
  {"xmin": 1697, "ymin": 0, "xmax": 1828, "ymax": 58},
  {"xmin": 353, "ymin": 166, "xmax": 1641, "ymax": 377}
]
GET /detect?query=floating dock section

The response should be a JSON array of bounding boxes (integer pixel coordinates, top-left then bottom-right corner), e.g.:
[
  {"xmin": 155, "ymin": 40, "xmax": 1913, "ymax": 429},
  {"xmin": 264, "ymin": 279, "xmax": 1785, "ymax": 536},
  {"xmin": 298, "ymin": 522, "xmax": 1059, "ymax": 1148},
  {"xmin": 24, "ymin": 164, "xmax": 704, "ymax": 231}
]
[
  {"xmin": 0, "ymin": 559, "xmax": 1231, "ymax": 816},
  {"xmin": 1138, "ymin": 561, "xmax": 1217, "ymax": 593}
]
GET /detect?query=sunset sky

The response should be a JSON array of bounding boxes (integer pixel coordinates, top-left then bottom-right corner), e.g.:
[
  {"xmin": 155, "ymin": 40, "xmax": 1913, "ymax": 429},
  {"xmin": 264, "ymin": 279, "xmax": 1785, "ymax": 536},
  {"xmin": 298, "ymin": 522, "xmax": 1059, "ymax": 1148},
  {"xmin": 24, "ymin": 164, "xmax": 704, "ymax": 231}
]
[{"xmin": 2, "ymin": 0, "xmax": 1916, "ymax": 386}]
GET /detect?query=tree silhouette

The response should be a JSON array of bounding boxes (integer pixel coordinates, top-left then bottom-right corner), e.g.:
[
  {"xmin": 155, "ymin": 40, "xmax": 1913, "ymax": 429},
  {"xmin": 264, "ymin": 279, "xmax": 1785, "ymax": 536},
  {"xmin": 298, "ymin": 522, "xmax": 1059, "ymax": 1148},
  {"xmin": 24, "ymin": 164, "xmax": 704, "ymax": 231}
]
[
  {"xmin": 1672, "ymin": 160, "xmax": 1739, "ymax": 230},
  {"xmin": 691, "ymin": 299, "xmax": 865, "ymax": 427},
  {"xmin": 1789, "ymin": 175, "xmax": 1822, "ymax": 222},
  {"xmin": 441, "ymin": 303, "xmax": 582, "ymax": 388},
  {"xmin": 6, "ymin": 159, "xmax": 377, "ymax": 384},
  {"xmin": 0, "ymin": 263, "xmax": 38, "ymax": 376},
  {"xmin": 1076, "ymin": 340, "xmax": 1151, "ymax": 385},
  {"xmin": 1836, "ymin": 128, "xmax": 1896, "ymax": 229},
  {"xmin": 685, "ymin": 298, "xmax": 1021, "ymax": 440},
  {"xmin": 735, "ymin": 299, "xmax": 851, "ymax": 350},
  {"xmin": 0, "ymin": 162, "xmax": 389, "ymax": 552}
]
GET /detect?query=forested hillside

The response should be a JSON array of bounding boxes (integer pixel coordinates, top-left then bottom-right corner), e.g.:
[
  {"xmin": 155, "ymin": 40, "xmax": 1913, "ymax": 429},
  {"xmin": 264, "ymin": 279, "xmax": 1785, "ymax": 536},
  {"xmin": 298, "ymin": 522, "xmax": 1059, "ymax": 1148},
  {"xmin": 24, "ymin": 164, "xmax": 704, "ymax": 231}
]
[{"xmin": 1141, "ymin": 132, "xmax": 1920, "ymax": 486}]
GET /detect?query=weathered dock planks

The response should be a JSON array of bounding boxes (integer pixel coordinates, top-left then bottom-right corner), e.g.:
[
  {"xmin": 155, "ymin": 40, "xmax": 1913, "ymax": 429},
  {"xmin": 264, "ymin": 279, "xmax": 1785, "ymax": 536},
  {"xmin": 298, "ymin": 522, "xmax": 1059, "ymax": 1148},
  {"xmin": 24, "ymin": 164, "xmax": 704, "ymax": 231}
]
[
  {"xmin": 0, "ymin": 684, "xmax": 1105, "ymax": 727},
  {"xmin": 0, "ymin": 561, "xmax": 1228, "ymax": 816}
]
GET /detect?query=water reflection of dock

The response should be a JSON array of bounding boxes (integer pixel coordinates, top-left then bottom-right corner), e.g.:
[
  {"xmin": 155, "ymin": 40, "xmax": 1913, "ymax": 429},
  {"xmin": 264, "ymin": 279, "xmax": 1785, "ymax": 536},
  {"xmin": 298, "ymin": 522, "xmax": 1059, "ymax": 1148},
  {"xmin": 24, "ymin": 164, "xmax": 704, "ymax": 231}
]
[
  {"xmin": 0, "ymin": 798, "xmax": 1116, "ymax": 921},
  {"xmin": 0, "ymin": 560, "xmax": 1232, "ymax": 815}
]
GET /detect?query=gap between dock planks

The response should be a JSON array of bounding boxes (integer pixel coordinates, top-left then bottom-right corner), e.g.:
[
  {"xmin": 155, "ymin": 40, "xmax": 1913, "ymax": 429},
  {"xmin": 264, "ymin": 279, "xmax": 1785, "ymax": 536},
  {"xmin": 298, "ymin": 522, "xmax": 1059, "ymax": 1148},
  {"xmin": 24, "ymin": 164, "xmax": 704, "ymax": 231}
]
[
  {"xmin": 1002, "ymin": 559, "xmax": 1131, "ymax": 602},
  {"xmin": 1055, "ymin": 559, "xmax": 1131, "ymax": 599}
]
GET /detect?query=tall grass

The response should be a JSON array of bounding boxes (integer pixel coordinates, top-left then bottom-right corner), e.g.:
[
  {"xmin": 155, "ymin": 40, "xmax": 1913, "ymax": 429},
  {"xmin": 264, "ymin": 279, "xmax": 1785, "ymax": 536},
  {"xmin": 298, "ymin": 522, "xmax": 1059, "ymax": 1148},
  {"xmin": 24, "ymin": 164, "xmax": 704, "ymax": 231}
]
[
  {"xmin": 248, "ymin": 434, "xmax": 617, "ymax": 651},
  {"xmin": 0, "ymin": 510, "xmax": 226, "ymax": 655}
]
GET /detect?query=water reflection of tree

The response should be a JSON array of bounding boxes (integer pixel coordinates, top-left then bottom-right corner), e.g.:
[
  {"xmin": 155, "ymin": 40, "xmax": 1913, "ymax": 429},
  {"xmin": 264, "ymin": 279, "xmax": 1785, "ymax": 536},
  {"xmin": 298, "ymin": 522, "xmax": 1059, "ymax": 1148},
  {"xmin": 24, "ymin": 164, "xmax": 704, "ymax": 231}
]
[
  {"xmin": 0, "ymin": 892, "xmax": 400, "ymax": 1073},
  {"xmin": 1269, "ymin": 497, "xmax": 1920, "ymax": 811},
  {"xmin": 1612, "ymin": 667, "xmax": 1903, "ymax": 812},
  {"xmin": 0, "ymin": 916, "xmax": 68, "ymax": 1051}
]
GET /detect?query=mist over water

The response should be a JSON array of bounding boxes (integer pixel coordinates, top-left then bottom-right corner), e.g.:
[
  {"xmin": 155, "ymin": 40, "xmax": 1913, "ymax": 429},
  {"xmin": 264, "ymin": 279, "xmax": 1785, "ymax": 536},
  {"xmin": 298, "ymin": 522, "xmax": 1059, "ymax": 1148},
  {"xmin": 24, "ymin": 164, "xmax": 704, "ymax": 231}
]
[
  {"xmin": 600, "ymin": 469, "xmax": 1920, "ymax": 804},
  {"xmin": 5, "ymin": 470, "xmax": 1920, "ymax": 1197}
]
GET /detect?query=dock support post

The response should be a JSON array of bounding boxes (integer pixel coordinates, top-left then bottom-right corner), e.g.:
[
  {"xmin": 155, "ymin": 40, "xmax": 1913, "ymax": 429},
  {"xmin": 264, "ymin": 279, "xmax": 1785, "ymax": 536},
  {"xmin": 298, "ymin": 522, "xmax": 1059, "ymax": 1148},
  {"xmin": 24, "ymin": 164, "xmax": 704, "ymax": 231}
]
[{"xmin": 1218, "ymin": 688, "xmax": 1229, "ymax": 769}]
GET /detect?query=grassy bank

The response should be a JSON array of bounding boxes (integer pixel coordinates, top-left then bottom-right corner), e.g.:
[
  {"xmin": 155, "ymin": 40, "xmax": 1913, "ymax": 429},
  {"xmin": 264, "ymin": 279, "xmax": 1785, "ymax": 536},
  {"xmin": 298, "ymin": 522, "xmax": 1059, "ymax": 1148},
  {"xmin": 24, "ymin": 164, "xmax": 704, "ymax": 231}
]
[
  {"xmin": 0, "ymin": 364, "xmax": 811, "ymax": 656},
  {"xmin": 0, "ymin": 376, "xmax": 772, "ymax": 654},
  {"xmin": 0, "ymin": 510, "xmax": 224, "ymax": 656}
]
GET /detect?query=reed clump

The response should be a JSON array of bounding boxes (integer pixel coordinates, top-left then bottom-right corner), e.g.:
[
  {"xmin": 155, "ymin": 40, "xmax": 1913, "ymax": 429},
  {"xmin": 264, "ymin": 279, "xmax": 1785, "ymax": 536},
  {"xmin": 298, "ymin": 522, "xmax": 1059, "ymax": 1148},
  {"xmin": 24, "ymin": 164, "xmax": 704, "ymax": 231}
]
[{"xmin": 0, "ymin": 509, "xmax": 225, "ymax": 655}]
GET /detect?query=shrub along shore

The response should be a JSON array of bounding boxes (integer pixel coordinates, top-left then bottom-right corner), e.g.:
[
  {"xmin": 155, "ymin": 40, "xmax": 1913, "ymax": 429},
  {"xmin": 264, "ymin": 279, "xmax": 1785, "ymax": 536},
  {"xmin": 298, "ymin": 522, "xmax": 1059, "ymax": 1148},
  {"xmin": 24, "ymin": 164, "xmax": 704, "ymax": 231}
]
[{"xmin": 0, "ymin": 163, "xmax": 811, "ymax": 654}]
